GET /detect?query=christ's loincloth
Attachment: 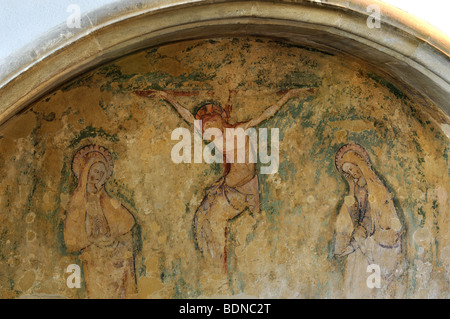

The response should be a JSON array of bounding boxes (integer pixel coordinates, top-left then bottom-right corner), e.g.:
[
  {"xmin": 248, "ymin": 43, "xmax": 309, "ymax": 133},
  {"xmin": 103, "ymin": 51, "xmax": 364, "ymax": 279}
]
[{"xmin": 193, "ymin": 175, "xmax": 260, "ymax": 269}]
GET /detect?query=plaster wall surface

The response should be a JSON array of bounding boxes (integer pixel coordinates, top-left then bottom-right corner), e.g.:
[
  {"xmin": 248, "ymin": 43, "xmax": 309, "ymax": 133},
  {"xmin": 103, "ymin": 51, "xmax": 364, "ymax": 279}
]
[{"xmin": 0, "ymin": 37, "xmax": 448, "ymax": 299}]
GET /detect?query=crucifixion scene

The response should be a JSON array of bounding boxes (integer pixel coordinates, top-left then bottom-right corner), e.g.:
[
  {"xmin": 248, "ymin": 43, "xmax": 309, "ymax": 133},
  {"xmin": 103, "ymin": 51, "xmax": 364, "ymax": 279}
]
[
  {"xmin": 135, "ymin": 87, "xmax": 315, "ymax": 272},
  {"xmin": 0, "ymin": 36, "xmax": 447, "ymax": 300}
]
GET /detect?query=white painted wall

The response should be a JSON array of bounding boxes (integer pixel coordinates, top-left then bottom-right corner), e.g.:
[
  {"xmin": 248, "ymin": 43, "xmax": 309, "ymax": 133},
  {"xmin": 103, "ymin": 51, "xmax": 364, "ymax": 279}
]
[
  {"xmin": 381, "ymin": 0, "xmax": 450, "ymax": 36},
  {"xmin": 0, "ymin": 0, "xmax": 448, "ymax": 62},
  {"xmin": 0, "ymin": 0, "xmax": 116, "ymax": 61}
]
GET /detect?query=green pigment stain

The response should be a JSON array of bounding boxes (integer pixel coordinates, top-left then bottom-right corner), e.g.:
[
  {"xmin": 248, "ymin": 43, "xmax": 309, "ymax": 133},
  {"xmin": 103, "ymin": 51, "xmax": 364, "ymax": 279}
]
[{"xmin": 69, "ymin": 125, "xmax": 119, "ymax": 149}]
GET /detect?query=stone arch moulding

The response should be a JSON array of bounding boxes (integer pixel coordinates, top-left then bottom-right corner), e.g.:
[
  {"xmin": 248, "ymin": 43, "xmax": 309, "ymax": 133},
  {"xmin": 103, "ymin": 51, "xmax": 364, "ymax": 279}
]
[{"xmin": 0, "ymin": 0, "xmax": 449, "ymax": 133}]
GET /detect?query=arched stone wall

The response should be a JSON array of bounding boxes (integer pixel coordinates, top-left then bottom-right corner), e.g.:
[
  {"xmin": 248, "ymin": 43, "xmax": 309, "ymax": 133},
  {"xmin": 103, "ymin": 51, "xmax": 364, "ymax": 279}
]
[
  {"xmin": 0, "ymin": 0, "xmax": 449, "ymax": 126},
  {"xmin": 0, "ymin": 1, "xmax": 448, "ymax": 299}
]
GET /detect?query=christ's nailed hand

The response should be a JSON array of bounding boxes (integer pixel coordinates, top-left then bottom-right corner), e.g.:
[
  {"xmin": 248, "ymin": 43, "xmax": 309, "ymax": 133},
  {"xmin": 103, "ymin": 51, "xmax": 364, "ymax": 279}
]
[
  {"xmin": 134, "ymin": 90, "xmax": 168, "ymax": 99},
  {"xmin": 287, "ymin": 87, "xmax": 316, "ymax": 98}
]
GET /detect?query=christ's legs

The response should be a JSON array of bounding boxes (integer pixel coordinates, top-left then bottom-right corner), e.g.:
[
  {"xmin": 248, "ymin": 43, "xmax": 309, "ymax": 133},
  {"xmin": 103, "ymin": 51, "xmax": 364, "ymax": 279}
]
[{"xmin": 193, "ymin": 186, "xmax": 248, "ymax": 270}]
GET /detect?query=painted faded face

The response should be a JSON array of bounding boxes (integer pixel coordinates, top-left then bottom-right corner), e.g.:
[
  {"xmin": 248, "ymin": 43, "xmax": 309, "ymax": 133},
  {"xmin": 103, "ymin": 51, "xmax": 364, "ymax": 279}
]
[
  {"xmin": 342, "ymin": 162, "xmax": 362, "ymax": 180},
  {"xmin": 88, "ymin": 162, "xmax": 107, "ymax": 186},
  {"xmin": 202, "ymin": 115, "xmax": 224, "ymax": 134}
]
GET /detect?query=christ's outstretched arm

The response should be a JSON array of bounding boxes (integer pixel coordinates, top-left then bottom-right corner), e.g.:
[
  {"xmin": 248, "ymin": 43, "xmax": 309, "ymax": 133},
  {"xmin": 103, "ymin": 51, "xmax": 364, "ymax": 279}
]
[
  {"xmin": 240, "ymin": 87, "xmax": 315, "ymax": 130},
  {"xmin": 136, "ymin": 90, "xmax": 195, "ymax": 125}
]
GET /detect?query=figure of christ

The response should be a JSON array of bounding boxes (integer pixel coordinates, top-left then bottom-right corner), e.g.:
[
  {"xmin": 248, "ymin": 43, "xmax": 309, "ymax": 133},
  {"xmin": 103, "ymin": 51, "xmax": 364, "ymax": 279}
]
[{"xmin": 135, "ymin": 88, "xmax": 315, "ymax": 271}]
